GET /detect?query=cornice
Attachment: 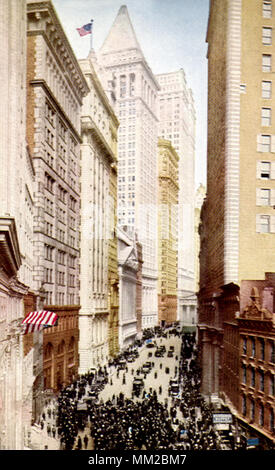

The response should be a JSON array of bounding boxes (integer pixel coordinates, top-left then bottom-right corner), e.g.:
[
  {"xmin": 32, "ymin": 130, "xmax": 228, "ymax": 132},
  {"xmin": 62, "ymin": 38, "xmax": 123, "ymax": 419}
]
[
  {"xmin": 29, "ymin": 79, "xmax": 82, "ymax": 142},
  {"xmin": 27, "ymin": 1, "xmax": 89, "ymax": 102},
  {"xmin": 81, "ymin": 115, "xmax": 117, "ymax": 164},
  {"xmin": 0, "ymin": 218, "xmax": 22, "ymax": 276},
  {"xmin": 79, "ymin": 58, "xmax": 119, "ymax": 128}
]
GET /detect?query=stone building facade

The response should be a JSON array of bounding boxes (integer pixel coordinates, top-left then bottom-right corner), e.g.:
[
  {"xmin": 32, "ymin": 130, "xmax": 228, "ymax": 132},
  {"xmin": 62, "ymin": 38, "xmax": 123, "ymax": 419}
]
[
  {"xmin": 26, "ymin": 0, "xmax": 88, "ymax": 309},
  {"xmin": 78, "ymin": 53, "xmax": 119, "ymax": 372},
  {"xmin": 117, "ymin": 227, "xmax": 139, "ymax": 349},
  {"xmin": 157, "ymin": 139, "xmax": 179, "ymax": 325},
  {"xmin": 97, "ymin": 5, "xmax": 159, "ymax": 329},
  {"xmin": 108, "ymin": 158, "xmax": 120, "ymax": 359},
  {"xmin": 157, "ymin": 70, "xmax": 196, "ymax": 327},
  {"xmin": 237, "ymin": 279, "xmax": 275, "ymax": 446},
  {"xmin": 0, "ymin": 0, "xmax": 35, "ymax": 450},
  {"xmin": 198, "ymin": 0, "xmax": 275, "ymax": 412},
  {"xmin": 43, "ymin": 306, "xmax": 79, "ymax": 392},
  {"xmin": 26, "ymin": 0, "xmax": 88, "ymax": 419}
]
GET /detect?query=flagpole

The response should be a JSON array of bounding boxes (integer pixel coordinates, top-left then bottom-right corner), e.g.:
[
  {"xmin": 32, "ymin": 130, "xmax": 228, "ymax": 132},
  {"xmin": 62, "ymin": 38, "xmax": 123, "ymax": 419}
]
[{"xmin": 90, "ymin": 19, "xmax": 94, "ymax": 51}]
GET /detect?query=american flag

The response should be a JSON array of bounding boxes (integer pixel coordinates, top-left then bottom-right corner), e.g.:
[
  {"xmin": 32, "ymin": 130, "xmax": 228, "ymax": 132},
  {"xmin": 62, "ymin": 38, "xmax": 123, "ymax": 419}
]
[
  {"xmin": 22, "ymin": 310, "xmax": 58, "ymax": 335},
  {"xmin": 76, "ymin": 21, "xmax": 93, "ymax": 37}
]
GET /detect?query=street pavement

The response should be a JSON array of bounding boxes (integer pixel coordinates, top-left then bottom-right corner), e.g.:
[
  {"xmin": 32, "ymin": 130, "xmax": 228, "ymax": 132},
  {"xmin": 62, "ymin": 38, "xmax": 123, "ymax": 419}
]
[
  {"xmin": 29, "ymin": 332, "xmax": 182, "ymax": 450},
  {"xmin": 100, "ymin": 334, "xmax": 182, "ymax": 407}
]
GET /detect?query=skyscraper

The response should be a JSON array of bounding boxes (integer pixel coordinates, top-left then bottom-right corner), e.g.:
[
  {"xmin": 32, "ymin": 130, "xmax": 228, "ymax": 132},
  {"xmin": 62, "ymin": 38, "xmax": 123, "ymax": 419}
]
[
  {"xmin": 0, "ymin": 0, "xmax": 33, "ymax": 450},
  {"xmin": 78, "ymin": 54, "xmax": 119, "ymax": 373},
  {"xmin": 157, "ymin": 70, "xmax": 196, "ymax": 326},
  {"xmin": 198, "ymin": 0, "xmax": 275, "ymax": 406},
  {"xmin": 157, "ymin": 139, "xmax": 179, "ymax": 325},
  {"xmin": 97, "ymin": 6, "xmax": 160, "ymax": 327}
]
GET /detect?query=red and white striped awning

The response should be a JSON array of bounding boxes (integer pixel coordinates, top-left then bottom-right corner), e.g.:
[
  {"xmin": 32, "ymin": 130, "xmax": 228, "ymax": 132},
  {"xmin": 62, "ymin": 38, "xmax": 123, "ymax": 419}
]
[{"xmin": 22, "ymin": 310, "xmax": 58, "ymax": 335}]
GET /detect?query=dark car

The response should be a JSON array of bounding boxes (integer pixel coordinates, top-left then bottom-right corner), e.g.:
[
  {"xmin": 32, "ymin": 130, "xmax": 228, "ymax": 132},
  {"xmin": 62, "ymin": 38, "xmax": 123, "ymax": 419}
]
[{"xmin": 133, "ymin": 378, "xmax": 144, "ymax": 390}]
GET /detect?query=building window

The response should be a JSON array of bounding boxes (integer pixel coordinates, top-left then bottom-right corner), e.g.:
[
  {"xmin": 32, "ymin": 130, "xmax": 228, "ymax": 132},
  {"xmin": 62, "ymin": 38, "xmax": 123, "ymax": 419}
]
[
  {"xmin": 259, "ymin": 370, "xmax": 265, "ymax": 392},
  {"xmin": 262, "ymin": 80, "xmax": 272, "ymax": 98},
  {"xmin": 120, "ymin": 75, "xmax": 126, "ymax": 98},
  {"xmin": 259, "ymin": 214, "xmax": 271, "ymax": 232},
  {"xmin": 45, "ymin": 244, "xmax": 54, "ymax": 261},
  {"xmin": 251, "ymin": 337, "xmax": 256, "ymax": 357},
  {"xmin": 250, "ymin": 399, "xmax": 255, "ymax": 421},
  {"xmin": 263, "ymin": 1, "xmax": 272, "ymax": 18},
  {"xmin": 260, "ymin": 188, "xmax": 271, "ymax": 205},
  {"xmin": 270, "ymin": 375, "xmax": 274, "ymax": 395},
  {"xmin": 270, "ymin": 341, "xmax": 275, "ymax": 363},
  {"xmin": 260, "ymin": 134, "xmax": 271, "ymax": 152},
  {"xmin": 259, "ymin": 404, "xmax": 264, "ymax": 426},
  {"xmin": 251, "ymin": 367, "xmax": 255, "ymax": 387},
  {"xmin": 262, "ymin": 27, "xmax": 272, "ymax": 45},
  {"xmin": 242, "ymin": 364, "xmax": 247, "ymax": 384},
  {"xmin": 262, "ymin": 107, "xmax": 272, "ymax": 126},
  {"xmin": 260, "ymin": 338, "xmax": 265, "ymax": 360},
  {"xmin": 242, "ymin": 395, "xmax": 247, "ymax": 416},
  {"xmin": 270, "ymin": 409, "xmax": 274, "ymax": 432},
  {"xmin": 260, "ymin": 161, "xmax": 271, "ymax": 179},
  {"xmin": 262, "ymin": 54, "xmax": 272, "ymax": 72},
  {"xmin": 243, "ymin": 337, "xmax": 247, "ymax": 355}
]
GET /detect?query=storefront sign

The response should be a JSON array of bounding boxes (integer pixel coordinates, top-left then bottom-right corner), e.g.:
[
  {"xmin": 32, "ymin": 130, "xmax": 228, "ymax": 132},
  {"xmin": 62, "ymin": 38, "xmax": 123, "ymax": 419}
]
[
  {"xmin": 212, "ymin": 413, "xmax": 232, "ymax": 424},
  {"xmin": 247, "ymin": 438, "xmax": 259, "ymax": 447}
]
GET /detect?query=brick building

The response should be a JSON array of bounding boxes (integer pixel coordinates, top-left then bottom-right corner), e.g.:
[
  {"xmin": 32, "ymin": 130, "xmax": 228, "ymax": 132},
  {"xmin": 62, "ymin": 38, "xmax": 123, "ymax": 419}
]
[
  {"xmin": 26, "ymin": 0, "xmax": 88, "ymax": 411},
  {"xmin": 237, "ymin": 279, "xmax": 275, "ymax": 446},
  {"xmin": 43, "ymin": 306, "xmax": 79, "ymax": 392},
  {"xmin": 198, "ymin": 0, "xmax": 275, "ymax": 426}
]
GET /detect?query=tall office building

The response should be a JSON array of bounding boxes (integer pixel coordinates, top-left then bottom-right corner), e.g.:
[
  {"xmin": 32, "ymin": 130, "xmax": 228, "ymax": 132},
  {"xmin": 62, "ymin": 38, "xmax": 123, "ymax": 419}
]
[
  {"xmin": 97, "ymin": 6, "xmax": 160, "ymax": 327},
  {"xmin": 26, "ymin": 0, "xmax": 88, "ymax": 402},
  {"xmin": 157, "ymin": 139, "xmax": 179, "ymax": 325},
  {"xmin": 198, "ymin": 0, "xmax": 275, "ymax": 439},
  {"xmin": 27, "ymin": 0, "xmax": 88, "ymax": 310},
  {"xmin": 78, "ymin": 54, "xmax": 119, "ymax": 372},
  {"xmin": 157, "ymin": 70, "xmax": 196, "ymax": 326},
  {"xmin": 0, "ymin": 0, "xmax": 34, "ymax": 450}
]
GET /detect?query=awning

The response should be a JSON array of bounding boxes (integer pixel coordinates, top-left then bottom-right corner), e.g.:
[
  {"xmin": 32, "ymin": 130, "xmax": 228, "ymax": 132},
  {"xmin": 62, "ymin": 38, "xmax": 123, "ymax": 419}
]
[{"xmin": 22, "ymin": 310, "xmax": 58, "ymax": 335}]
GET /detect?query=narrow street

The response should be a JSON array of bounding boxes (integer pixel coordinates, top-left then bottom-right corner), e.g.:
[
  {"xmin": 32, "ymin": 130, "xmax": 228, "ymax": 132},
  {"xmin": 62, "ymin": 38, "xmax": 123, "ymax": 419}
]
[{"xmin": 30, "ymin": 326, "xmax": 232, "ymax": 451}]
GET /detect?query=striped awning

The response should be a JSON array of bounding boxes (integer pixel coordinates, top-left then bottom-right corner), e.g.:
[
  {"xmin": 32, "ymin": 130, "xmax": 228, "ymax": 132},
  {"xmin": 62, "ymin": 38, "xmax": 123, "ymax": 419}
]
[{"xmin": 22, "ymin": 310, "xmax": 58, "ymax": 335}]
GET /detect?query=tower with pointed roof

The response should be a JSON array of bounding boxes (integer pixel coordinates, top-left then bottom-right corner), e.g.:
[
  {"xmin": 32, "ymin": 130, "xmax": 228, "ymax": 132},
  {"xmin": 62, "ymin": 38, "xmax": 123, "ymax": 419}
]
[{"xmin": 97, "ymin": 5, "xmax": 160, "ymax": 328}]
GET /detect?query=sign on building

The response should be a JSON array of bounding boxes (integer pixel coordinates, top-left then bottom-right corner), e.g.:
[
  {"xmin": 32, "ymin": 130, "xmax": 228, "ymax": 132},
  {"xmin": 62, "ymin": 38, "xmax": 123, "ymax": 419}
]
[{"xmin": 212, "ymin": 413, "xmax": 233, "ymax": 424}]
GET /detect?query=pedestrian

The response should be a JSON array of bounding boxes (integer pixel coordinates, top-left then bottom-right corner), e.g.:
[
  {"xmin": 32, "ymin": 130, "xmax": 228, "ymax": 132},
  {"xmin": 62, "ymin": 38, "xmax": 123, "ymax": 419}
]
[
  {"xmin": 52, "ymin": 426, "xmax": 56, "ymax": 438},
  {"xmin": 84, "ymin": 434, "xmax": 89, "ymax": 449},
  {"xmin": 77, "ymin": 436, "xmax": 82, "ymax": 450}
]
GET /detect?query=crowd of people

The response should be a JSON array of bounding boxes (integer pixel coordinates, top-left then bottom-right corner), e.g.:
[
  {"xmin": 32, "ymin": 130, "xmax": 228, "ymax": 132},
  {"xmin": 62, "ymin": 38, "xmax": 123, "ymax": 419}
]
[{"xmin": 54, "ymin": 325, "xmax": 229, "ymax": 451}]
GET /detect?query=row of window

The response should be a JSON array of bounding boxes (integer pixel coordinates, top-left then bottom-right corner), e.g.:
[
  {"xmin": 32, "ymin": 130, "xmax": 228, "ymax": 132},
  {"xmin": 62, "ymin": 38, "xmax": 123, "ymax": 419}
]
[
  {"xmin": 242, "ymin": 364, "xmax": 274, "ymax": 394},
  {"xmin": 45, "ymin": 173, "xmax": 77, "ymax": 210},
  {"xmin": 44, "ymin": 244, "xmax": 77, "ymax": 267},
  {"xmin": 44, "ymin": 291, "xmax": 76, "ymax": 306},
  {"xmin": 242, "ymin": 395, "xmax": 274, "ymax": 431},
  {"xmin": 242, "ymin": 336, "xmax": 275, "ymax": 362}
]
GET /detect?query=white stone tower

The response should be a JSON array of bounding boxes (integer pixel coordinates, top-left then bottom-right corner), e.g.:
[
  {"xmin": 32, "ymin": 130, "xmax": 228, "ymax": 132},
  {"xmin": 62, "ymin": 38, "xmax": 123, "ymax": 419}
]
[{"xmin": 97, "ymin": 5, "xmax": 160, "ymax": 328}]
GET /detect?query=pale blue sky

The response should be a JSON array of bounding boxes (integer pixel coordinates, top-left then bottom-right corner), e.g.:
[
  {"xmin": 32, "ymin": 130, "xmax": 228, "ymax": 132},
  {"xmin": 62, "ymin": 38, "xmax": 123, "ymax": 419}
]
[{"xmin": 53, "ymin": 0, "xmax": 209, "ymax": 186}]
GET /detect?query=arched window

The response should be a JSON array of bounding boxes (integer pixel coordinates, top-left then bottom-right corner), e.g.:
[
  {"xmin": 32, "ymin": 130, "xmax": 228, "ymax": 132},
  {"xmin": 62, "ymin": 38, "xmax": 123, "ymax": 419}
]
[
  {"xmin": 259, "ymin": 403, "xmax": 265, "ymax": 427},
  {"xmin": 270, "ymin": 408, "xmax": 274, "ymax": 433},
  {"xmin": 44, "ymin": 342, "xmax": 54, "ymax": 389},
  {"xmin": 57, "ymin": 340, "xmax": 65, "ymax": 355}
]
